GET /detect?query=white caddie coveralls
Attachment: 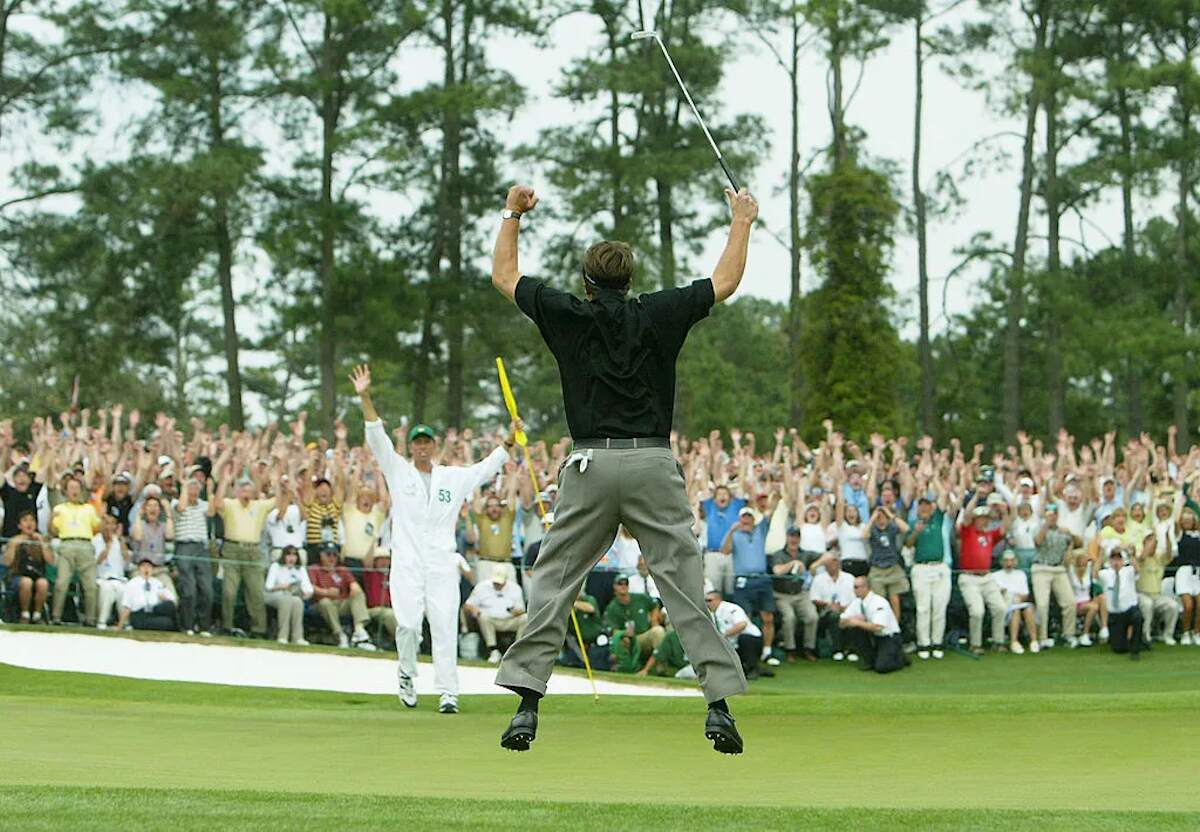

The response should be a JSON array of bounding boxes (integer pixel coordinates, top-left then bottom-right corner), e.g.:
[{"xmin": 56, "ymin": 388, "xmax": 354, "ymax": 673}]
[{"xmin": 365, "ymin": 419, "xmax": 509, "ymax": 696}]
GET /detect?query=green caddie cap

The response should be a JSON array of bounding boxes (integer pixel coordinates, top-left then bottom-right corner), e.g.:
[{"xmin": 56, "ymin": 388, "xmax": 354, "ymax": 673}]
[{"xmin": 408, "ymin": 424, "xmax": 437, "ymax": 442}]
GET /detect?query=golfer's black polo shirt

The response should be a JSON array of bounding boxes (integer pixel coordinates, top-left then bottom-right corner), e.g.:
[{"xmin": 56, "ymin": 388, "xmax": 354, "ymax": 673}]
[{"xmin": 515, "ymin": 275, "xmax": 714, "ymax": 439}]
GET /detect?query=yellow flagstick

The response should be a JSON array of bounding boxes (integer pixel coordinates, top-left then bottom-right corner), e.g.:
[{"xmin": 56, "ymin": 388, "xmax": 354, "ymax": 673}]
[{"xmin": 496, "ymin": 356, "xmax": 599, "ymax": 704}]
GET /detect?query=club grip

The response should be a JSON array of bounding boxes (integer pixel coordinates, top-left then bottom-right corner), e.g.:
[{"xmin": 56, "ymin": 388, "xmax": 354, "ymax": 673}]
[{"xmin": 718, "ymin": 158, "xmax": 740, "ymax": 193}]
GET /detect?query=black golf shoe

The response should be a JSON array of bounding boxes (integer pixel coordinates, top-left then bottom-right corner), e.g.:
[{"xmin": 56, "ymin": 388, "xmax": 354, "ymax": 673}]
[
  {"xmin": 500, "ymin": 710, "xmax": 538, "ymax": 751},
  {"xmin": 705, "ymin": 707, "xmax": 744, "ymax": 755}
]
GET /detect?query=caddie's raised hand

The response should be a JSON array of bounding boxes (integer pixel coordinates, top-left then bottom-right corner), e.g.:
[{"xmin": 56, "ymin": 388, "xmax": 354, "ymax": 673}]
[
  {"xmin": 349, "ymin": 364, "xmax": 371, "ymax": 394},
  {"xmin": 506, "ymin": 185, "xmax": 539, "ymax": 213},
  {"xmin": 725, "ymin": 187, "xmax": 758, "ymax": 224}
]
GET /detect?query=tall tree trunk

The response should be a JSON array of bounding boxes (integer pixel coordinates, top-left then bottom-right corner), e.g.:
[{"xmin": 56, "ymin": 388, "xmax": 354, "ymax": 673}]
[
  {"xmin": 655, "ymin": 178, "xmax": 676, "ymax": 289},
  {"xmin": 1044, "ymin": 58, "xmax": 1064, "ymax": 436},
  {"xmin": 606, "ymin": 22, "xmax": 623, "ymax": 237},
  {"xmin": 0, "ymin": 2, "xmax": 10, "ymax": 146},
  {"xmin": 441, "ymin": 0, "xmax": 465, "ymax": 428},
  {"xmin": 1117, "ymin": 59, "xmax": 1140, "ymax": 436},
  {"xmin": 317, "ymin": 15, "xmax": 339, "ymax": 435},
  {"xmin": 412, "ymin": 293, "xmax": 436, "ymax": 423},
  {"xmin": 913, "ymin": 11, "xmax": 933, "ymax": 438},
  {"xmin": 787, "ymin": 10, "xmax": 804, "ymax": 428},
  {"xmin": 1173, "ymin": 96, "xmax": 1192, "ymax": 436},
  {"xmin": 1003, "ymin": 63, "xmax": 1043, "ymax": 441},
  {"xmin": 205, "ymin": 11, "xmax": 244, "ymax": 429},
  {"xmin": 829, "ymin": 13, "xmax": 847, "ymax": 165}
]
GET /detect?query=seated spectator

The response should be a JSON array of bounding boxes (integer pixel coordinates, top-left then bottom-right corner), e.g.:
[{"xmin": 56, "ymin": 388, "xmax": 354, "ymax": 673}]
[
  {"xmin": 810, "ymin": 556, "xmax": 856, "ymax": 660},
  {"xmin": 1099, "ymin": 549, "xmax": 1145, "ymax": 660},
  {"xmin": 602, "ymin": 575, "xmax": 665, "ymax": 666},
  {"xmin": 1133, "ymin": 521, "xmax": 1177, "ymax": 646},
  {"xmin": 4, "ymin": 510, "xmax": 53, "ymax": 623},
  {"xmin": 1068, "ymin": 551, "xmax": 1104, "ymax": 646},
  {"xmin": 264, "ymin": 545, "xmax": 313, "ymax": 646},
  {"xmin": 130, "ymin": 494, "xmax": 176, "ymax": 598},
  {"xmin": 362, "ymin": 553, "xmax": 397, "ymax": 643},
  {"xmin": 118, "ymin": 557, "xmax": 178, "ymax": 631},
  {"xmin": 627, "ymin": 555, "xmax": 660, "ymax": 601},
  {"xmin": 94, "ymin": 514, "xmax": 128, "ymax": 629},
  {"xmin": 307, "ymin": 544, "xmax": 375, "ymax": 650},
  {"xmin": 992, "ymin": 551, "xmax": 1040, "ymax": 653},
  {"xmin": 561, "ymin": 587, "xmax": 603, "ymax": 669},
  {"xmin": 464, "ymin": 568, "xmax": 527, "ymax": 663},
  {"xmin": 838, "ymin": 575, "xmax": 907, "ymax": 673},
  {"xmin": 638, "ymin": 627, "xmax": 691, "ymax": 678},
  {"xmin": 704, "ymin": 587, "xmax": 773, "ymax": 679},
  {"xmin": 768, "ymin": 525, "xmax": 820, "ymax": 662}
]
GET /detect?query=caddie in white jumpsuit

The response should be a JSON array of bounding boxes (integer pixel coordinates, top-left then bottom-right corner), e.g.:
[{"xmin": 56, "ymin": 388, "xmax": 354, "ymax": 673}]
[{"xmin": 351, "ymin": 363, "xmax": 516, "ymax": 714}]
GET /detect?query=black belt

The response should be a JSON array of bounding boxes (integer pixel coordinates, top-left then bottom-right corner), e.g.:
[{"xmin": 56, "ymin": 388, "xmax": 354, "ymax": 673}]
[{"xmin": 573, "ymin": 437, "xmax": 669, "ymax": 449}]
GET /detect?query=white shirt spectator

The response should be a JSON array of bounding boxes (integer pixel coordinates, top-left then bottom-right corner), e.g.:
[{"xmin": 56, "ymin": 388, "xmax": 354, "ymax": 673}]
[
  {"xmin": 93, "ymin": 535, "xmax": 126, "ymax": 582},
  {"xmin": 628, "ymin": 572, "xmax": 660, "ymax": 600},
  {"xmin": 839, "ymin": 591, "xmax": 900, "ymax": 636},
  {"xmin": 810, "ymin": 570, "xmax": 856, "ymax": 607},
  {"xmin": 712, "ymin": 599, "xmax": 761, "ymax": 646},
  {"xmin": 1098, "ymin": 563, "xmax": 1138, "ymax": 614},
  {"xmin": 799, "ymin": 522, "xmax": 831, "ymax": 554},
  {"xmin": 265, "ymin": 562, "xmax": 314, "ymax": 596},
  {"xmin": 1009, "ymin": 516, "xmax": 1038, "ymax": 550},
  {"xmin": 992, "ymin": 567, "xmax": 1030, "ymax": 599},
  {"xmin": 1057, "ymin": 500, "xmax": 1093, "ymax": 540},
  {"xmin": 606, "ymin": 532, "xmax": 642, "ymax": 573},
  {"xmin": 121, "ymin": 576, "xmax": 175, "ymax": 613},
  {"xmin": 833, "ymin": 522, "xmax": 868, "ymax": 563},
  {"xmin": 265, "ymin": 504, "xmax": 305, "ymax": 550},
  {"xmin": 1069, "ymin": 563, "xmax": 1093, "ymax": 604},
  {"xmin": 467, "ymin": 579, "xmax": 525, "ymax": 619}
]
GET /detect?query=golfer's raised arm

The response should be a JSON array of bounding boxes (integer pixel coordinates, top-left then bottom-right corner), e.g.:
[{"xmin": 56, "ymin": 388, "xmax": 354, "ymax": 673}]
[
  {"xmin": 710, "ymin": 187, "xmax": 759, "ymax": 304},
  {"xmin": 491, "ymin": 185, "xmax": 539, "ymax": 302}
]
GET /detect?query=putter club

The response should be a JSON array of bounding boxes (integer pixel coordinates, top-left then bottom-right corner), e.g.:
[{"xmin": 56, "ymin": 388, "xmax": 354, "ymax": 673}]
[{"xmin": 632, "ymin": 29, "xmax": 741, "ymax": 193}]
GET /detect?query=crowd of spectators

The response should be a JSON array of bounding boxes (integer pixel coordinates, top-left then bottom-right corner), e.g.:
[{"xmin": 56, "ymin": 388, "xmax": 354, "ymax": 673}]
[{"xmin": 3, "ymin": 409, "xmax": 1200, "ymax": 675}]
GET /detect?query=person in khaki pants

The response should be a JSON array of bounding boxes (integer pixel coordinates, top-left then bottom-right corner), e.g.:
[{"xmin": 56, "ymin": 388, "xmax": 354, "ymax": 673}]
[
  {"xmin": 465, "ymin": 569, "xmax": 528, "ymax": 662},
  {"xmin": 210, "ymin": 474, "xmax": 275, "ymax": 637},
  {"xmin": 1032, "ymin": 504, "xmax": 1081, "ymax": 648},
  {"xmin": 1134, "ymin": 525, "xmax": 1178, "ymax": 644},
  {"xmin": 50, "ymin": 475, "xmax": 102, "ymax": 625}
]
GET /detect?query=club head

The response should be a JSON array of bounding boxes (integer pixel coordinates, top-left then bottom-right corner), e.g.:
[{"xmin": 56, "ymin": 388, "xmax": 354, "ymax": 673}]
[{"xmin": 631, "ymin": 30, "xmax": 659, "ymax": 41}]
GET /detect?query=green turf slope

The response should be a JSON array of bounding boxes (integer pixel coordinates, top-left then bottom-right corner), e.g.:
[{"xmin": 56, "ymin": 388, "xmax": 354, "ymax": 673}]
[{"xmin": 2, "ymin": 644, "xmax": 1198, "ymax": 830}]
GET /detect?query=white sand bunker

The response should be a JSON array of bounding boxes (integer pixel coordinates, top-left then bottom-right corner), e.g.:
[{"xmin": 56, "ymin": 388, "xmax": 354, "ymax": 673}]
[{"xmin": 0, "ymin": 629, "xmax": 699, "ymax": 697}]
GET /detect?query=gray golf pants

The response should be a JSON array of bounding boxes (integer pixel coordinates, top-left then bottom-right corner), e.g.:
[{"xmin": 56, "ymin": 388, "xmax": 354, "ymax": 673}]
[{"xmin": 496, "ymin": 446, "xmax": 747, "ymax": 703}]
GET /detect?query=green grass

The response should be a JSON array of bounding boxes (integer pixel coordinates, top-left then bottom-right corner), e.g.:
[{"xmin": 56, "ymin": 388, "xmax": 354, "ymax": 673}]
[{"xmin": 3, "ymin": 636, "xmax": 1199, "ymax": 830}]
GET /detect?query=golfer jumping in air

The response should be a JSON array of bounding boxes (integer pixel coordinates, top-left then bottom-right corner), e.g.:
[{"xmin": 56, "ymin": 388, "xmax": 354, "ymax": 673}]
[
  {"xmin": 351, "ymin": 364, "xmax": 520, "ymax": 715},
  {"xmin": 491, "ymin": 183, "xmax": 759, "ymax": 754}
]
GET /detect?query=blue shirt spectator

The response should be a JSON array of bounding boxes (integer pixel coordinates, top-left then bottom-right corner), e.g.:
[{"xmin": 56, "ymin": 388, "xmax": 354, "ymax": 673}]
[
  {"xmin": 702, "ymin": 487, "xmax": 746, "ymax": 551},
  {"xmin": 727, "ymin": 510, "xmax": 769, "ymax": 575}
]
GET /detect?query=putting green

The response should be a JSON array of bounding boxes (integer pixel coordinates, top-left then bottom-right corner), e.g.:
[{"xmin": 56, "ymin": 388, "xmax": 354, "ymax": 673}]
[{"xmin": 3, "ymin": 641, "xmax": 1199, "ymax": 829}]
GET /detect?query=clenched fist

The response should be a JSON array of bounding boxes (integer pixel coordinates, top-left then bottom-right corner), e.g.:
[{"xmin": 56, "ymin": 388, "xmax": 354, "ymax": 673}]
[
  {"xmin": 725, "ymin": 187, "xmax": 758, "ymax": 224},
  {"xmin": 506, "ymin": 185, "xmax": 539, "ymax": 214}
]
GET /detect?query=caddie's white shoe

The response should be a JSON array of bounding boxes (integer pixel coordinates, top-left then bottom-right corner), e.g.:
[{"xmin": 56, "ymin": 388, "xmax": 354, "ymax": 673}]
[
  {"xmin": 438, "ymin": 694, "xmax": 459, "ymax": 714},
  {"xmin": 397, "ymin": 669, "xmax": 417, "ymax": 708}
]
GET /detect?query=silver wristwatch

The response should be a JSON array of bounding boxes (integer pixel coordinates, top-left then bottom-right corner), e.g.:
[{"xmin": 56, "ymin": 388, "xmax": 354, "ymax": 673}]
[{"xmin": 501, "ymin": 209, "xmax": 522, "ymax": 222}]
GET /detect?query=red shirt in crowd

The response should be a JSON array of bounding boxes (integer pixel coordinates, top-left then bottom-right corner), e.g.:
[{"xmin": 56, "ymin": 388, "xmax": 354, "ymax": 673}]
[
  {"xmin": 361, "ymin": 569, "xmax": 390, "ymax": 608},
  {"xmin": 957, "ymin": 525, "xmax": 1005, "ymax": 572},
  {"xmin": 308, "ymin": 564, "xmax": 357, "ymax": 600}
]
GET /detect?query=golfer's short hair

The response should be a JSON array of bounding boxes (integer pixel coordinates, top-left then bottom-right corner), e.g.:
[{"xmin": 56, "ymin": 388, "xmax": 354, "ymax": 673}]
[{"xmin": 583, "ymin": 241, "xmax": 635, "ymax": 290}]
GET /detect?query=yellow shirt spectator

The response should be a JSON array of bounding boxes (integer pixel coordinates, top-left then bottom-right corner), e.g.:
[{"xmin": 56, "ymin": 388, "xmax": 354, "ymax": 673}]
[
  {"xmin": 342, "ymin": 504, "xmax": 384, "ymax": 560},
  {"xmin": 221, "ymin": 498, "xmax": 275, "ymax": 543},
  {"xmin": 52, "ymin": 501, "xmax": 102, "ymax": 540},
  {"xmin": 474, "ymin": 507, "xmax": 516, "ymax": 562}
]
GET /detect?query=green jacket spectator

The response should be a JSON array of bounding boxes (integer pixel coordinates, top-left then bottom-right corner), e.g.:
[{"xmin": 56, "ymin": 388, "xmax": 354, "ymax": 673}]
[{"xmin": 603, "ymin": 589, "xmax": 656, "ymax": 635}]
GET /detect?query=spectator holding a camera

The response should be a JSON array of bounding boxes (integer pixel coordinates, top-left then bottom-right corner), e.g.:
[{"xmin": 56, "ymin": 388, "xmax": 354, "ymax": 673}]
[
  {"xmin": 265, "ymin": 545, "xmax": 313, "ymax": 645},
  {"xmin": 865, "ymin": 503, "xmax": 909, "ymax": 623}
]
